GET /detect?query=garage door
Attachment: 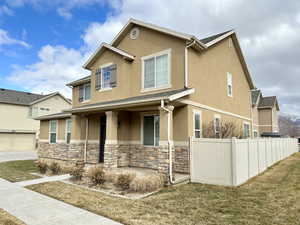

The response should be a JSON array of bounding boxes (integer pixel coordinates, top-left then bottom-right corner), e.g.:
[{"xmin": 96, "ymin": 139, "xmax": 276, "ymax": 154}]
[{"xmin": 0, "ymin": 133, "xmax": 36, "ymax": 151}]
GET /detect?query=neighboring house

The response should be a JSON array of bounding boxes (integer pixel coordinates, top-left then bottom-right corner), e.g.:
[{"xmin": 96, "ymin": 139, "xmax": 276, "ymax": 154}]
[
  {"xmin": 251, "ymin": 89, "xmax": 280, "ymax": 137},
  {"xmin": 0, "ymin": 88, "xmax": 71, "ymax": 151},
  {"xmin": 37, "ymin": 18, "xmax": 256, "ymax": 182}
]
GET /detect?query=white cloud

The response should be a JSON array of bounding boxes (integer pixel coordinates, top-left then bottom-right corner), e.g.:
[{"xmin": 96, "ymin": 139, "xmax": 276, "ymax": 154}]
[
  {"xmin": 9, "ymin": 45, "xmax": 89, "ymax": 97},
  {"xmin": 6, "ymin": 0, "xmax": 300, "ymax": 117},
  {"xmin": 0, "ymin": 29, "xmax": 29, "ymax": 48},
  {"xmin": 0, "ymin": 5, "xmax": 14, "ymax": 16}
]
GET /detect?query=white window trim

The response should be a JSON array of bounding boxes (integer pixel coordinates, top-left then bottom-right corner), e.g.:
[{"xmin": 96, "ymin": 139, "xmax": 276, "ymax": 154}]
[
  {"xmin": 141, "ymin": 48, "xmax": 172, "ymax": 92},
  {"xmin": 227, "ymin": 72, "xmax": 233, "ymax": 97},
  {"xmin": 98, "ymin": 62, "xmax": 113, "ymax": 91},
  {"xmin": 49, "ymin": 120, "xmax": 58, "ymax": 144},
  {"xmin": 140, "ymin": 113, "xmax": 160, "ymax": 147},
  {"xmin": 65, "ymin": 119, "xmax": 72, "ymax": 144},
  {"xmin": 193, "ymin": 109, "xmax": 202, "ymax": 138},
  {"xmin": 81, "ymin": 83, "xmax": 91, "ymax": 102},
  {"xmin": 243, "ymin": 121, "xmax": 251, "ymax": 138}
]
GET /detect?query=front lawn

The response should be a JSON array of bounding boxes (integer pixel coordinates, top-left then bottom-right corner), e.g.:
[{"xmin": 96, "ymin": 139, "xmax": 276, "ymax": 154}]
[
  {"xmin": 0, "ymin": 160, "xmax": 39, "ymax": 182},
  {"xmin": 0, "ymin": 209, "xmax": 26, "ymax": 225},
  {"xmin": 27, "ymin": 153, "xmax": 300, "ymax": 225}
]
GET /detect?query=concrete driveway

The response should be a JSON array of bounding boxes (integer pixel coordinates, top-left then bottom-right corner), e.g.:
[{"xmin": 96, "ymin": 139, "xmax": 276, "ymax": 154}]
[{"xmin": 0, "ymin": 151, "xmax": 37, "ymax": 163}]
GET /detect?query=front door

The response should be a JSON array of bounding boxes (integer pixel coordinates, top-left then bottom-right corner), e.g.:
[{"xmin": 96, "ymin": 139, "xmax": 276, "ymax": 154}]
[{"xmin": 99, "ymin": 115, "xmax": 106, "ymax": 163}]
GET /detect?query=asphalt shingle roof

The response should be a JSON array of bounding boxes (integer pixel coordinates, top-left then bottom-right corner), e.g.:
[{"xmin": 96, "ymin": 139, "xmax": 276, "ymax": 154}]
[
  {"xmin": 258, "ymin": 96, "xmax": 277, "ymax": 108},
  {"xmin": 0, "ymin": 88, "xmax": 48, "ymax": 106},
  {"xmin": 200, "ymin": 30, "xmax": 233, "ymax": 44},
  {"xmin": 72, "ymin": 88, "xmax": 192, "ymax": 111}
]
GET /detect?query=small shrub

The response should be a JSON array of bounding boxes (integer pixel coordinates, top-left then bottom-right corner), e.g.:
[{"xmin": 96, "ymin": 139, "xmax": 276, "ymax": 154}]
[
  {"xmin": 129, "ymin": 174, "xmax": 165, "ymax": 193},
  {"xmin": 87, "ymin": 166, "xmax": 105, "ymax": 185},
  {"xmin": 116, "ymin": 172, "xmax": 136, "ymax": 190},
  {"xmin": 104, "ymin": 171, "xmax": 118, "ymax": 183},
  {"xmin": 70, "ymin": 166, "xmax": 84, "ymax": 180},
  {"xmin": 36, "ymin": 160, "xmax": 47, "ymax": 174},
  {"xmin": 49, "ymin": 162, "xmax": 60, "ymax": 175}
]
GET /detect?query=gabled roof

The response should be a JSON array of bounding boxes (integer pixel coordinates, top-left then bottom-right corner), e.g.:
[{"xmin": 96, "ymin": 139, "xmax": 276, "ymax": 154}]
[
  {"xmin": 69, "ymin": 88, "xmax": 194, "ymax": 113},
  {"xmin": 81, "ymin": 18, "xmax": 254, "ymax": 89},
  {"xmin": 83, "ymin": 42, "xmax": 135, "ymax": 69},
  {"xmin": 66, "ymin": 75, "xmax": 91, "ymax": 87},
  {"xmin": 258, "ymin": 96, "xmax": 279, "ymax": 110},
  {"xmin": 251, "ymin": 89, "xmax": 262, "ymax": 105},
  {"xmin": 30, "ymin": 92, "xmax": 72, "ymax": 105},
  {"xmin": 0, "ymin": 88, "xmax": 47, "ymax": 106},
  {"xmin": 0, "ymin": 88, "xmax": 71, "ymax": 106}
]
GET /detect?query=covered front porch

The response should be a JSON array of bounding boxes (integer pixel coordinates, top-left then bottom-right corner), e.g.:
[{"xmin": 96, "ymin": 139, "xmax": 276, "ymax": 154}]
[{"xmin": 70, "ymin": 98, "xmax": 190, "ymax": 181}]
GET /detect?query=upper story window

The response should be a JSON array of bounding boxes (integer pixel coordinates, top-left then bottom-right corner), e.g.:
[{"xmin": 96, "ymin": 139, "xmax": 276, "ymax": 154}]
[
  {"xmin": 79, "ymin": 83, "xmax": 91, "ymax": 102},
  {"xmin": 28, "ymin": 106, "xmax": 38, "ymax": 118},
  {"xmin": 194, "ymin": 110, "xmax": 202, "ymax": 138},
  {"xmin": 95, "ymin": 64, "xmax": 117, "ymax": 91},
  {"xmin": 49, "ymin": 120, "xmax": 57, "ymax": 144},
  {"xmin": 142, "ymin": 49, "xmax": 171, "ymax": 91},
  {"xmin": 227, "ymin": 72, "xmax": 233, "ymax": 97}
]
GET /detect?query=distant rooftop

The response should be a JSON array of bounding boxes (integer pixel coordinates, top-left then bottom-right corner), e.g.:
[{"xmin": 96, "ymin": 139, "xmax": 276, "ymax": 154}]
[{"xmin": 0, "ymin": 88, "xmax": 49, "ymax": 106}]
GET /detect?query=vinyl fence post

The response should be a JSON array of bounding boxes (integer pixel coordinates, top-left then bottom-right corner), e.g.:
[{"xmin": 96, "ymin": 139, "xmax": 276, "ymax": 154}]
[
  {"xmin": 247, "ymin": 138, "xmax": 250, "ymax": 180},
  {"xmin": 231, "ymin": 137, "xmax": 237, "ymax": 186}
]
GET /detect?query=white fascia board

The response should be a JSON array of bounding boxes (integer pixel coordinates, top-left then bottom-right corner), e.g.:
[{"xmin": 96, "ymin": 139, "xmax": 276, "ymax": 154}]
[
  {"xmin": 205, "ymin": 30, "xmax": 235, "ymax": 47},
  {"xmin": 169, "ymin": 88, "xmax": 195, "ymax": 101}
]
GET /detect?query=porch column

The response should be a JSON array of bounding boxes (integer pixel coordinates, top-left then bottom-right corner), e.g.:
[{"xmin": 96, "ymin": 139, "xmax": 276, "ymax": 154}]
[
  {"xmin": 104, "ymin": 111, "xmax": 119, "ymax": 168},
  {"xmin": 158, "ymin": 105, "xmax": 175, "ymax": 182},
  {"xmin": 69, "ymin": 114, "xmax": 85, "ymax": 164}
]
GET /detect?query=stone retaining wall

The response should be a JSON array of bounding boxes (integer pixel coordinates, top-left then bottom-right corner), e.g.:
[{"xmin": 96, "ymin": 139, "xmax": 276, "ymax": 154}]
[
  {"xmin": 129, "ymin": 145, "xmax": 159, "ymax": 169},
  {"xmin": 174, "ymin": 146, "xmax": 189, "ymax": 174}
]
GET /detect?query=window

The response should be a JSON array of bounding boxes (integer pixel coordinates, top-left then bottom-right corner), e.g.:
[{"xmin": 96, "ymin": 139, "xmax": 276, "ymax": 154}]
[
  {"xmin": 243, "ymin": 123, "xmax": 250, "ymax": 138},
  {"xmin": 95, "ymin": 64, "xmax": 117, "ymax": 90},
  {"xmin": 194, "ymin": 111, "xmax": 201, "ymax": 138},
  {"xmin": 79, "ymin": 83, "xmax": 91, "ymax": 102},
  {"xmin": 142, "ymin": 49, "xmax": 170, "ymax": 90},
  {"xmin": 143, "ymin": 115, "xmax": 159, "ymax": 146},
  {"xmin": 253, "ymin": 130, "xmax": 258, "ymax": 138},
  {"xmin": 28, "ymin": 106, "xmax": 38, "ymax": 118},
  {"xmin": 49, "ymin": 120, "xmax": 57, "ymax": 144},
  {"xmin": 214, "ymin": 116, "xmax": 221, "ymax": 138},
  {"xmin": 227, "ymin": 72, "xmax": 233, "ymax": 97},
  {"xmin": 66, "ymin": 119, "xmax": 72, "ymax": 144}
]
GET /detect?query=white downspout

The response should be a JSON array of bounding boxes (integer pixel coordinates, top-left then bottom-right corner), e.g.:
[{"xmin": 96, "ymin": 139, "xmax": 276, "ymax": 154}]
[
  {"xmin": 184, "ymin": 40, "xmax": 196, "ymax": 88},
  {"xmin": 84, "ymin": 117, "xmax": 89, "ymax": 163},
  {"xmin": 161, "ymin": 100, "xmax": 175, "ymax": 184}
]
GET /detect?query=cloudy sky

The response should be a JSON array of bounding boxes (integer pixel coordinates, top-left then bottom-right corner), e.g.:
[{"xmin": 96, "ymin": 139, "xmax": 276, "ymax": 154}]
[{"xmin": 0, "ymin": 0, "xmax": 299, "ymax": 116}]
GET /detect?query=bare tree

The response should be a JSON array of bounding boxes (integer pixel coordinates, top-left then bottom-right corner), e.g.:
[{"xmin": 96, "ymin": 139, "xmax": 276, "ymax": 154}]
[{"xmin": 202, "ymin": 121, "xmax": 243, "ymax": 138}]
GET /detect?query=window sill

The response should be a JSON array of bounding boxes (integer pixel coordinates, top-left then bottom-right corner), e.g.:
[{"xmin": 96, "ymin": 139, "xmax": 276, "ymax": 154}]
[
  {"xmin": 82, "ymin": 100, "xmax": 91, "ymax": 103},
  {"xmin": 143, "ymin": 145, "xmax": 159, "ymax": 148},
  {"xmin": 98, "ymin": 88, "xmax": 112, "ymax": 92},
  {"xmin": 141, "ymin": 85, "xmax": 171, "ymax": 93}
]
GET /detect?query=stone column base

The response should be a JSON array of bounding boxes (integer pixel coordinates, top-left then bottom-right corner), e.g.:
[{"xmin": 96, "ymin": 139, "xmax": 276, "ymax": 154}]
[
  {"xmin": 158, "ymin": 144, "xmax": 175, "ymax": 184},
  {"xmin": 103, "ymin": 144, "xmax": 119, "ymax": 168}
]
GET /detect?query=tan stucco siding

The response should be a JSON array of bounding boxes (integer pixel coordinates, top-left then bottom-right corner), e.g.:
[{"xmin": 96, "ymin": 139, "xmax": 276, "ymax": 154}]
[
  {"xmin": 0, "ymin": 103, "xmax": 39, "ymax": 131},
  {"xmin": 272, "ymin": 108, "xmax": 279, "ymax": 132},
  {"xmin": 73, "ymin": 25, "xmax": 186, "ymax": 108},
  {"xmin": 173, "ymin": 106, "xmax": 189, "ymax": 142},
  {"xmin": 39, "ymin": 120, "xmax": 49, "ymax": 140},
  {"xmin": 187, "ymin": 37, "xmax": 252, "ymax": 119},
  {"xmin": 33, "ymin": 95, "xmax": 71, "ymax": 117},
  {"xmin": 252, "ymin": 106, "xmax": 259, "ymax": 134},
  {"xmin": 39, "ymin": 119, "xmax": 68, "ymax": 141},
  {"xmin": 258, "ymin": 109, "xmax": 272, "ymax": 133}
]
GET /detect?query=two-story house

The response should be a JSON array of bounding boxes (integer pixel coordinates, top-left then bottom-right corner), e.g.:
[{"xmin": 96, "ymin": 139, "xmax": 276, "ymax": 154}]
[
  {"xmin": 37, "ymin": 18, "xmax": 256, "ymax": 182},
  {"xmin": 0, "ymin": 89, "xmax": 71, "ymax": 151},
  {"xmin": 251, "ymin": 89, "xmax": 280, "ymax": 137}
]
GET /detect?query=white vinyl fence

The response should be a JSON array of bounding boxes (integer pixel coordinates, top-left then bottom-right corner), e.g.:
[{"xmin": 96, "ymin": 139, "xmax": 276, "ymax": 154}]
[{"xmin": 190, "ymin": 137, "xmax": 298, "ymax": 186}]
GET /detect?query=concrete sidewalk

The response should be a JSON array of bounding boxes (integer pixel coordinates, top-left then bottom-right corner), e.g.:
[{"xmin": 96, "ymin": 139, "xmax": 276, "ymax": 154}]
[
  {"xmin": 0, "ymin": 151, "xmax": 37, "ymax": 162},
  {"xmin": 15, "ymin": 174, "xmax": 71, "ymax": 187},
  {"xmin": 0, "ymin": 178, "xmax": 122, "ymax": 225}
]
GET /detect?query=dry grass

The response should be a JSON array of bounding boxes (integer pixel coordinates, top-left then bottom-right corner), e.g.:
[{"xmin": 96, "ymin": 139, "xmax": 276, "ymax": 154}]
[
  {"xmin": 0, "ymin": 160, "xmax": 39, "ymax": 182},
  {"xmin": 27, "ymin": 153, "xmax": 300, "ymax": 225},
  {"xmin": 129, "ymin": 174, "xmax": 165, "ymax": 193},
  {"xmin": 0, "ymin": 209, "xmax": 26, "ymax": 225}
]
